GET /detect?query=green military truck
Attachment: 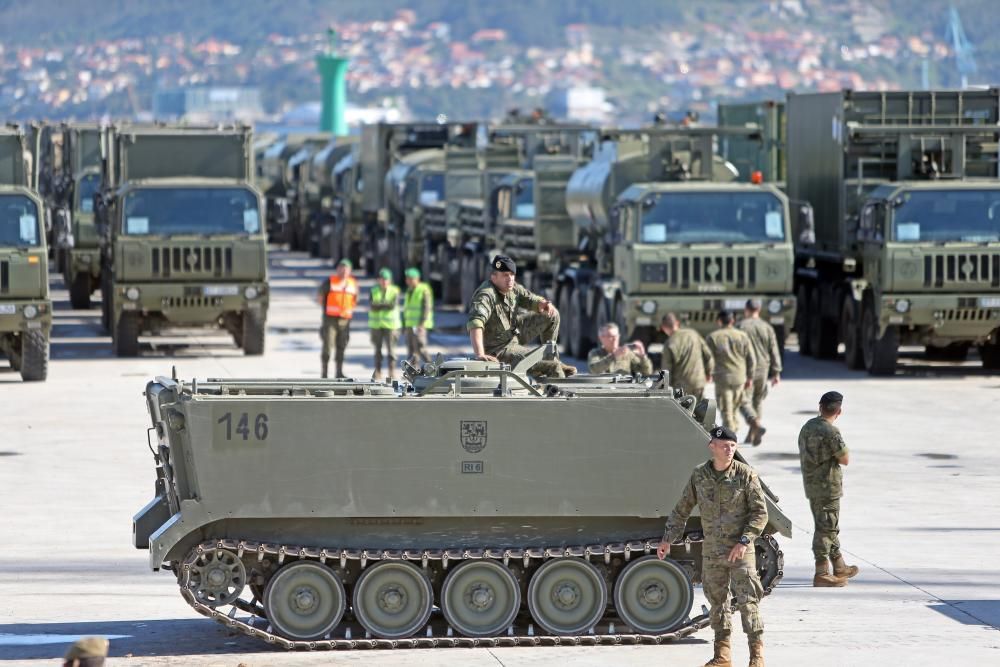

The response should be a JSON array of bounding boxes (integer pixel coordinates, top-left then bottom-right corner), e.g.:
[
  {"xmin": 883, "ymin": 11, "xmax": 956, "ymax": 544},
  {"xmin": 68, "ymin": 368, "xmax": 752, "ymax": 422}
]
[
  {"xmin": 382, "ymin": 147, "xmax": 445, "ymax": 278},
  {"xmin": 717, "ymin": 101, "xmax": 786, "ymax": 187},
  {"xmin": 258, "ymin": 133, "xmax": 328, "ymax": 246},
  {"xmin": 555, "ymin": 127, "xmax": 801, "ymax": 359},
  {"xmin": 0, "ymin": 125, "xmax": 51, "ymax": 381},
  {"xmin": 789, "ymin": 90, "xmax": 1000, "ymax": 373},
  {"xmin": 285, "ymin": 136, "xmax": 334, "ymax": 252},
  {"xmin": 97, "ymin": 124, "xmax": 268, "ymax": 357},
  {"xmin": 301, "ymin": 137, "xmax": 357, "ymax": 258}
]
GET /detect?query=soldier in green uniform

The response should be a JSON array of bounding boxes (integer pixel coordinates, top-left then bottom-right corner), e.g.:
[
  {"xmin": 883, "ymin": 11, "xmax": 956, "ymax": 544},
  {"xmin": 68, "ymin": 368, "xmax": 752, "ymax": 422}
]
[
  {"xmin": 587, "ymin": 322, "xmax": 653, "ymax": 375},
  {"xmin": 658, "ymin": 426, "xmax": 768, "ymax": 667},
  {"xmin": 659, "ymin": 313, "xmax": 714, "ymax": 400},
  {"xmin": 799, "ymin": 391, "xmax": 859, "ymax": 587},
  {"xmin": 369, "ymin": 267, "xmax": 401, "ymax": 380},
  {"xmin": 737, "ymin": 300, "xmax": 782, "ymax": 445},
  {"xmin": 467, "ymin": 255, "xmax": 576, "ymax": 378},
  {"xmin": 706, "ymin": 311, "xmax": 765, "ymax": 439}
]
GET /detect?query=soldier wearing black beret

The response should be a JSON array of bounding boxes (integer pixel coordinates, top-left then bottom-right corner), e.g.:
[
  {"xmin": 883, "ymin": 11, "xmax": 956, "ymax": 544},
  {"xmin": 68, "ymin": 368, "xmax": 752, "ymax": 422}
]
[{"xmin": 466, "ymin": 254, "xmax": 576, "ymax": 378}]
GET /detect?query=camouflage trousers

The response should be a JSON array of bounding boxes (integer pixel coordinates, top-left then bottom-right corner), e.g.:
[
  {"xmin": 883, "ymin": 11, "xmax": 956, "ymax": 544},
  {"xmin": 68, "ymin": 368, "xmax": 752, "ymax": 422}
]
[
  {"xmin": 715, "ymin": 382, "xmax": 757, "ymax": 432},
  {"xmin": 489, "ymin": 311, "xmax": 564, "ymax": 378},
  {"xmin": 809, "ymin": 496, "xmax": 842, "ymax": 560},
  {"xmin": 371, "ymin": 328, "xmax": 399, "ymax": 375},
  {"xmin": 320, "ymin": 316, "xmax": 351, "ymax": 376},
  {"xmin": 405, "ymin": 326, "xmax": 430, "ymax": 364},
  {"xmin": 703, "ymin": 558, "xmax": 764, "ymax": 641},
  {"xmin": 743, "ymin": 375, "xmax": 769, "ymax": 422}
]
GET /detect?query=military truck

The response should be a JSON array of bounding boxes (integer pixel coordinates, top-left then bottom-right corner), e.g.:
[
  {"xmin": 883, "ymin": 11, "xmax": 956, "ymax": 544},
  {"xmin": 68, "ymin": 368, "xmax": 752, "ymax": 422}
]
[
  {"xmin": 259, "ymin": 133, "xmax": 329, "ymax": 245},
  {"xmin": 284, "ymin": 136, "xmax": 334, "ymax": 252},
  {"xmin": 97, "ymin": 124, "xmax": 268, "ymax": 357},
  {"xmin": 717, "ymin": 101, "xmax": 786, "ymax": 186},
  {"xmin": 301, "ymin": 137, "xmax": 357, "ymax": 258},
  {"xmin": 789, "ymin": 90, "xmax": 1000, "ymax": 373},
  {"xmin": 0, "ymin": 125, "xmax": 51, "ymax": 381},
  {"xmin": 134, "ymin": 345, "xmax": 789, "ymax": 648},
  {"xmin": 382, "ymin": 147, "xmax": 445, "ymax": 277},
  {"xmin": 547, "ymin": 127, "xmax": 800, "ymax": 359}
]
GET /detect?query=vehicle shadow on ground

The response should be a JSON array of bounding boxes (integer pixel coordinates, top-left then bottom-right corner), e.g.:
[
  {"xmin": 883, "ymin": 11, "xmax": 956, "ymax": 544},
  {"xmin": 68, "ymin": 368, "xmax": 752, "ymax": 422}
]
[
  {"xmin": 783, "ymin": 349, "xmax": 998, "ymax": 381},
  {"xmin": 928, "ymin": 600, "xmax": 1000, "ymax": 629},
  {"xmin": 0, "ymin": 618, "xmax": 266, "ymax": 660}
]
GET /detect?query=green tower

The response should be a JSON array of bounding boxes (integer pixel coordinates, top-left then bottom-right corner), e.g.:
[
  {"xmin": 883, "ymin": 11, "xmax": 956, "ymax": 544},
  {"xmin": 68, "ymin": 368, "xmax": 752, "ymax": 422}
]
[{"xmin": 316, "ymin": 28, "xmax": 350, "ymax": 134}]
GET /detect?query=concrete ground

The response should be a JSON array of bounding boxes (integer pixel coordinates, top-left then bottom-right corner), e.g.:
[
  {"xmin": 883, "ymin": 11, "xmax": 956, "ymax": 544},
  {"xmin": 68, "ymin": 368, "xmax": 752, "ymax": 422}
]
[{"xmin": 1, "ymin": 250, "xmax": 998, "ymax": 666}]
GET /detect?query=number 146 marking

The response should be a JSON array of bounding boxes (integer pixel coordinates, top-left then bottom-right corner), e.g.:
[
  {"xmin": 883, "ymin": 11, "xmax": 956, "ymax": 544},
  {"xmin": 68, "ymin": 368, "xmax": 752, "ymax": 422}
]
[{"xmin": 217, "ymin": 412, "xmax": 269, "ymax": 441}]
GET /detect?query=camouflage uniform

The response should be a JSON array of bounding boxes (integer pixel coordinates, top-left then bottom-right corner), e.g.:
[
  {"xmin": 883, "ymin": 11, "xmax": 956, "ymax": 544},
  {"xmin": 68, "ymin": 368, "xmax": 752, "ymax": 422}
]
[
  {"xmin": 663, "ymin": 460, "xmax": 768, "ymax": 641},
  {"xmin": 466, "ymin": 280, "xmax": 564, "ymax": 377},
  {"xmin": 737, "ymin": 318, "xmax": 782, "ymax": 421},
  {"xmin": 661, "ymin": 327, "xmax": 714, "ymax": 400},
  {"xmin": 587, "ymin": 346, "xmax": 653, "ymax": 375},
  {"xmin": 705, "ymin": 327, "xmax": 756, "ymax": 432},
  {"xmin": 798, "ymin": 416, "xmax": 849, "ymax": 560}
]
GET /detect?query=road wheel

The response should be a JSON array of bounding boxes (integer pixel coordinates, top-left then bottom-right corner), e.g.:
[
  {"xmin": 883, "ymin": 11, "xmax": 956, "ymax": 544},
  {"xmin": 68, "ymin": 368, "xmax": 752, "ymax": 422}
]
[
  {"xmin": 112, "ymin": 312, "xmax": 140, "ymax": 357},
  {"xmin": 69, "ymin": 273, "xmax": 92, "ymax": 309},
  {"xmin": 841, "ymin": 298, "xmax": 864, "ymax": 370},
  {"xmin": 20, "ymin": 330, "xmax": 49, "ymax": 382},
  {"xmin": 241, "ymin": 311, "xmax": 266, "ymax": 356},
  {"xmin": 861, "ymin": 300, "xmax": 898, "ymax": 376},
  {"xmin": 795, "ymin": 284, "xmax": 812, "ymax": 356},
  {"xmin": 263, "ymin": 561, "xmax": 346, "ymax": 641},
  {"xmin": 527, "ymin": 558, "xmax": 607, "ymax": 636},
  {"xmin": 352, "ymin": 562, "xmax": 433, "ymax": 640},
  {"xmin": 809, "ymin": 287, "xmax": 838, "ymax": 358},
  {"xmin": 613, "ymin": 556, "xmax": 693, "ymax": 634},
  {"xmin": 441, "ymin": 560, "xmax": 520, "ymax": 638},
  {"xmin": 460, "ymin": 254, "xmax": 480, "ymax": 306}
]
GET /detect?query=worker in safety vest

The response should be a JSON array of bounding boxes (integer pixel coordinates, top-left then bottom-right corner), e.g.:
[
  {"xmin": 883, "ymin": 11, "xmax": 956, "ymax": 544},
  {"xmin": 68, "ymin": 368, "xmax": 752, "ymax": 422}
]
[
  {"xmin": 316, "ymin": 258, "xmax": 359, "ymax": 378},
  {"xmin": 369, "ymin": 267, "xmax": 401, "ymax": 380},
  {"xmin": 403, "ymin": 267, "xmax": 434, "ymax": 364}
]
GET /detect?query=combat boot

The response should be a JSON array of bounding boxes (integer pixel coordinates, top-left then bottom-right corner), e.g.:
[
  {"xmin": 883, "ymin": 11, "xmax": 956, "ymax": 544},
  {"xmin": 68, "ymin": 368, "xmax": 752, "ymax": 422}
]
[
  {"xmin": 832, "ymin": 553, "xmax": 860, "ymax": 579},
  {"xmin": 748, "ymin": 418, "xmax": 766, "ymax": 446},
  {"xmin": 704, "ymin": 637, "xmax": 732, "ymax": 667},
  {"xmin": 560, "ymin": 362, "xmax": 578, "ymax": 377},
  {"xmin": 321, "ymin": 360, "xmax": 329, "ymax": 379},
  {"xmin": 813, "ymin": 559, "xmax": 848, "ymax": 587},
  {"xmin": 335, "ymin": 364, "xmax": 344, "ymax": 379},
  {"xmin": 748, "ymin": 639, "xmax": 765, "ymax": 667}
]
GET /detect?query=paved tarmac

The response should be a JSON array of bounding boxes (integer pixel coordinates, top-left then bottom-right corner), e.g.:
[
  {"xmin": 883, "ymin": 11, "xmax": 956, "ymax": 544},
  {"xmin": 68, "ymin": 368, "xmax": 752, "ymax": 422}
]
[{"xmin": 1, "ymin": 251, "xmax": 998, "ymax": 666}]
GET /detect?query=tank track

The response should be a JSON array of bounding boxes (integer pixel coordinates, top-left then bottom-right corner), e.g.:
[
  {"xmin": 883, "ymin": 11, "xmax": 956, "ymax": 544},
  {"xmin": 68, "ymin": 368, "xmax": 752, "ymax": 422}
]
[{"xmin": 177, "ymin": 534, "xmax": 783, "ymax": 651}]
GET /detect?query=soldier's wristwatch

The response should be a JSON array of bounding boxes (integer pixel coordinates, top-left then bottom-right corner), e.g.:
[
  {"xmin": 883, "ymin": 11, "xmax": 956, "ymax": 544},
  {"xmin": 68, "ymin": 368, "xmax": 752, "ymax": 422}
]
[{"xmin": 738, "ymin": 535, "xmax": 751, "ymax": 546}]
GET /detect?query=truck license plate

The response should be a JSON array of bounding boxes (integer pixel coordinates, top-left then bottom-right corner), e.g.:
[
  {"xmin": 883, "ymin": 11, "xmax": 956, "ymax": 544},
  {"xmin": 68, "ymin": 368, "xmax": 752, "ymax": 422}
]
[
  {"xmin": 0, "ymin": 304, "xmax": 15, "ymax": 315},
  {"xmin": 979, "ymin": 297, "xmax": 1000, "ymax": 308},
  {"xmin": 725, "ymin": 299, "xmax": 748, "ymax": 310},
  {"xmin": 203, "ymin": 285, "xmax": 239, "ymax": 296}
]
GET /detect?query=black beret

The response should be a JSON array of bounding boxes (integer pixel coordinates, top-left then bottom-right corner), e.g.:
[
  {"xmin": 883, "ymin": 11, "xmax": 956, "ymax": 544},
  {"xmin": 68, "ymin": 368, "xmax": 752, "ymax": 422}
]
[
  {"xmin": 820, "ymin": 391, "xmax": 843, "ymax": 405},
  {"xmin": 491, "ymin": 254, "xmax": 516, "ymax": 274},
  {"xmin": 709, "ymin": 426, "xmax": 738, "ymax": 442}
]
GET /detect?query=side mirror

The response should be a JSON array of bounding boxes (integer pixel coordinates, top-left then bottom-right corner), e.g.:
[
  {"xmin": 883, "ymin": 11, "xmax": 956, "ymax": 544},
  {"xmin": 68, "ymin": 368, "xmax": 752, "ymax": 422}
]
[
  {"xmin": 795, "ymin": 202, "xmax": 815, "ymax": 244},
  {"xmin": 276, "ymin": 198, "xmax": 290, "ymax": 225}
]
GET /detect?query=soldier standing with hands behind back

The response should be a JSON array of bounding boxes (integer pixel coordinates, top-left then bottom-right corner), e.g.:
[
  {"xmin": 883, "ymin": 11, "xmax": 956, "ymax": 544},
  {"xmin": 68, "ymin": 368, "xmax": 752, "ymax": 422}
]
[{"xmin": 658, "ymin": 426, "xmax": 768, "ymax": 667}]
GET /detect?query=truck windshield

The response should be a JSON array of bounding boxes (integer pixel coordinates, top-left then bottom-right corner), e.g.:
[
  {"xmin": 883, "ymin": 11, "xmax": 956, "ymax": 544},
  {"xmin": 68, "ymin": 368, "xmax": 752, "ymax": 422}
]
[
  {"xmin": 122, "ymin": 187, "xmax": 260, "ymax": 236},
  {"xmin": 638, "ymin": 191, "xmax": 786, "ymax": 244},
  {"xmin": 893, "ymin": 189, "xmax": 1000, "ymax": 242},
  {"xmin": 512, "ymin": 179, "xmax": 534, "ymax": 219},
  {"xmin": 76, "ymin": 173, "xmax": 100, "ymax": 213},
  {"xmin": 0, "ymin": 195, "xmax": 41, "ymax": 246}
]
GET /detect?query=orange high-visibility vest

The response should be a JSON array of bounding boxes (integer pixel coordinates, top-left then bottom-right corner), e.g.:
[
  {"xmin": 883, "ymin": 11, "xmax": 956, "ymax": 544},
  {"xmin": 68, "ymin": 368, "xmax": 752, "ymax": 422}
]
[{"xmin": 325, "ymin": 275, "xmax": 359, "ymax": 318}]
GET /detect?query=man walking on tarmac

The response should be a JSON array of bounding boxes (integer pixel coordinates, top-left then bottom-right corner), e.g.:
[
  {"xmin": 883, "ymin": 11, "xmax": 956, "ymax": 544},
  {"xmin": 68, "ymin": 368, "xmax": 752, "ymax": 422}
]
[
  {"xmin": 706, "ymin": 311, "xmax": 766, "ymax": 440},
  {"xmin": 658, "ymin": 426, "xmax": 768, "ymax": 667},
  {"xmin": 317, "ymin": 258, "xmax": 358, "ymax": 379},
  {"xmin": 737, "ymin": 299, "xmax": 782, "ymax": 445},
  {"xmin": 659, "ymin": 313, "xmax": 714, "ymax": 401},
  {"xmin": 467, "ymin": 254, "xmax": 576, "ymax": 378},
  {"xmin": 369, "ymin": 267, "xmax": 401, "ymax": 380},
  {"xmin": 403, "ymin": 267, "xmax": 434, "ymax": 364},
  {"xmin": 799, "ymin": 391, "xmax": 860, "ymax": 587}
]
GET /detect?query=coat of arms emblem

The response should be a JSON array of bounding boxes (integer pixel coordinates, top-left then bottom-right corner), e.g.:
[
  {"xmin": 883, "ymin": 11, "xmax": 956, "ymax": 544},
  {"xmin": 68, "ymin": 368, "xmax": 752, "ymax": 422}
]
[{"xmin": 460, "ymin": 420, "xmax": 487, "ymax": 453}]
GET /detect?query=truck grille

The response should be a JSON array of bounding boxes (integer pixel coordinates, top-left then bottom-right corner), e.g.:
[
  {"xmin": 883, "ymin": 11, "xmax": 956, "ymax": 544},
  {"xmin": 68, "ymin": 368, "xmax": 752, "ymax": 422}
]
[
  {"xmin": 162, "ymin": 296, "xmax": 225, "ymax": 309},
  {"xmin": 647, "ymin": 256, "xmax": 757, "ymax": 288},
  {"xmin": 151, "ymin": 247, "xmax": 233, "ymax": 278},
  {"xmin": 0, "ymin": 260, "xmax": 7, "ymax": 293},
  {"xmin": 941, "ymin": 308, "xmax": 999, "ymax": 321},
  {"xmin": 923, "ymin": 253, "xmax": 1000, "ymax": 288}
]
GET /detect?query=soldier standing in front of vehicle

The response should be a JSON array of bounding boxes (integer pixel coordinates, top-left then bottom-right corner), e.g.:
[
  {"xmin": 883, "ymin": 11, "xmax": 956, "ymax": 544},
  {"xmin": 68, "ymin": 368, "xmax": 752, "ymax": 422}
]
[
  {"xmin": 707, "ymin": 311, "xmax": 765, "ymax": 439},
  {"xmin": 467, "ymin": 254, "xmax": 576, "ymax": 378},
  {"xmin": 659, "ymin": 313, "xmax": 714, "ymax": 400},
  {"xmin": 737, "ymin": 299, "xmax": 782, "ymax": 445},
  {"xmin": 587, "ymin": 322, "xmax": 653, "ymax": 375},
  {"xmin": 369, "ymin": 267, "xmax": 401, "ymax": 380},
  {"xmin": 317, "ymin": 258, "xmax": 358, "ymax": 379},
  {"xmin": 403, "ymin": 267, "xmax": 433, "ymax": 364},
  {"xmin": 658, "ymin": 426, "xmax": 768, "ymax": 667},
  {"xmin": 799, "ymin": 391, "xmax": 860, "ymax": 587}
]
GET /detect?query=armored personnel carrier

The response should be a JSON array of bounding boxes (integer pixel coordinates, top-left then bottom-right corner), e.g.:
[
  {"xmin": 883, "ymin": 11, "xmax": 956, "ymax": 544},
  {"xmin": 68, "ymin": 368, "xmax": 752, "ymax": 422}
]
[{"xmin": 134, "ymin": 346, "xmax": 789, "ymax": 650}]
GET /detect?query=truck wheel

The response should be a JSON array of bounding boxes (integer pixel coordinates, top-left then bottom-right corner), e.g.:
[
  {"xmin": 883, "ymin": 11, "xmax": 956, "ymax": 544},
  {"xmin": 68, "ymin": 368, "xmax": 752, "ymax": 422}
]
[
  {"xmin": 925, "ymin": 343, "xmax": 969, "ymax": 361},
  {"xmin": 100, "ymin": 274, "xmax": 112, "ymax": 333},
  {"xmin": 241, "ymin": 311, "xmax": 266, "ymax": 356},
  {"xmin": 20, "ymin": 330, "xmax": 48, "ymax": 382},
  {"xmin": 841, "ymin": 299, "xmax": 864, "ymax": 370},
  {"xmin": 795, "ymin": 285, "xmax": 812, "ymax": 356},
  {"xmin": 809, "ymin": 287, "xmax": 838, "ymax": 359},
  {"xmin": 981, "ymin": 340, "xmax": 1000, "ymax": 370},
  {"xmin": 593, "ymin": 293, "xmax": 611, "ymax": 338},
  {"xmin": 460, "ymin": 254, "xmax": 479, "ymax": 306},
  {"xmin": 69, "ymin": 273, "xmax": 92, "ymax": 309},
  {"xmin": 774, "ymin": 324, "xmax": 787, "ymax": 362},
  {"xmin": 112, "ymin": 313, "xmax": 140, "ymax": 357},
  {"xmin": 557, "ymin": 284, "xmax": 575, "ymax": 357},
  {"xmin": 861, "ymin": 301, "xmax": 897, "ymax": 376}
]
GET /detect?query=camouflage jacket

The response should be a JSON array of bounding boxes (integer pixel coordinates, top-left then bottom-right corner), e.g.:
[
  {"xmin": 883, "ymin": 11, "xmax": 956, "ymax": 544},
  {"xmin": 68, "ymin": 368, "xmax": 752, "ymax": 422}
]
[
  {"xmin": 587, "ymin": 346, "xmax": 654, "ymax": 375},
  {"xmin": 798, "ymin": 416, "xmax": 849, "ymax": 499},
  {"xmin": 661, "ymin": 328, "xmax": 713, "ymax": 392},
  {"xmin": 466, "ymin": 280, "xmax": 544, "ymax": 355},
  {"xmin": 663, "ymin": 459, "xmax": 768, "ymax": 562},
  {"xmin": 706, "ymin": 327, "xmax": 756, "ymax": 386},
  {"xmin": 737, "ymin": 318, "xmax": 782, "ymax": 379}
]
